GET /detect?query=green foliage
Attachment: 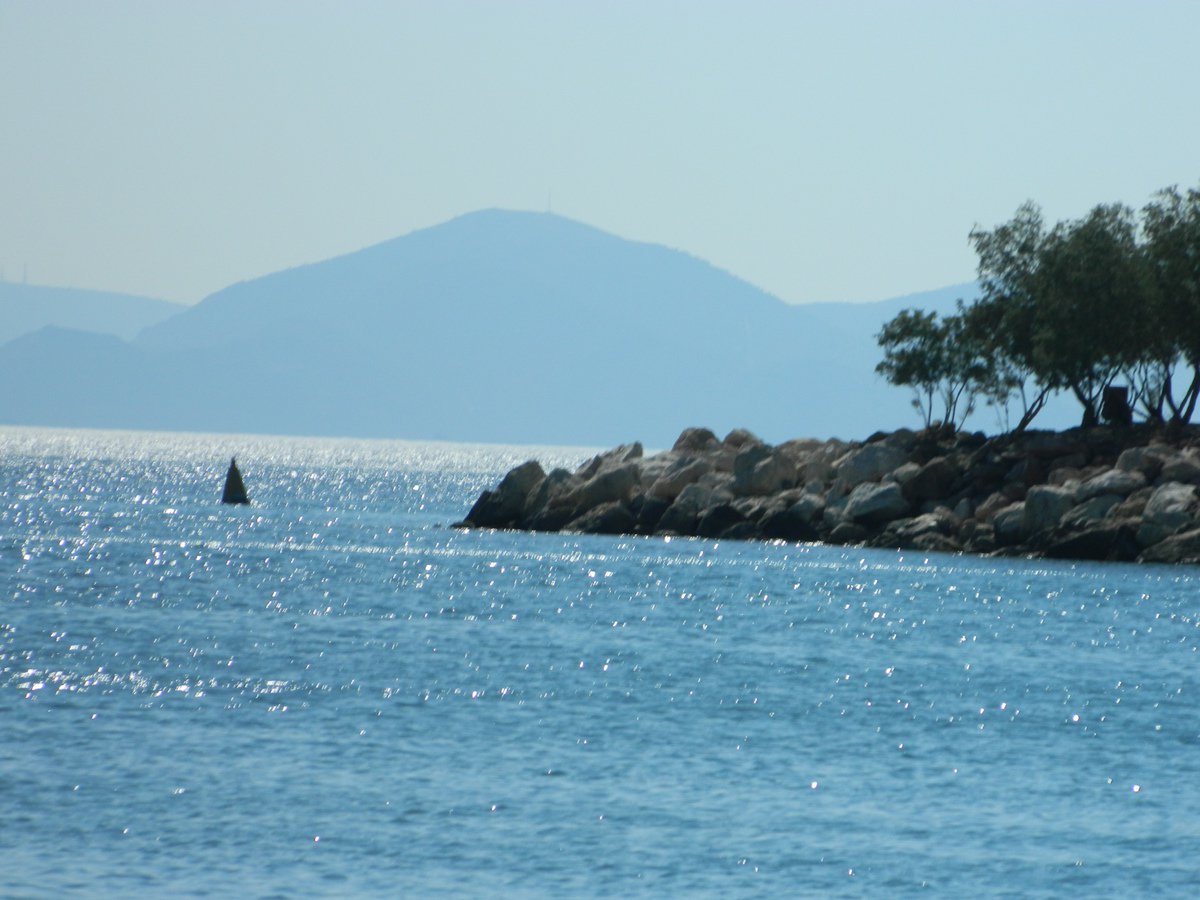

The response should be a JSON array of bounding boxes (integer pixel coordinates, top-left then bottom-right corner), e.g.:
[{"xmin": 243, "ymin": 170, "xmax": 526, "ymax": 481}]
[
  {"xmin": 881, "ymin": 181, "xmax": 1200, "ymax": 432},
  {"xmin": 875, "ymin": 306, "xmax": 1001, "ymax": 430},
  {"xmin": 1143, "ymin": 185, "xmax": 1200, "ymax": 422},
  {"xmin": 1030, "ymin": 202, "xmax": 1149, "ymax": 425}
]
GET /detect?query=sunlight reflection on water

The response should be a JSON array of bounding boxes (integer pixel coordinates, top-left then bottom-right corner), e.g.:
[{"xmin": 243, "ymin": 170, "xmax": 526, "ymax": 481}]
[{"xmin": 3, "ymin": 427, "xmax": 1200, "ymax": 897}]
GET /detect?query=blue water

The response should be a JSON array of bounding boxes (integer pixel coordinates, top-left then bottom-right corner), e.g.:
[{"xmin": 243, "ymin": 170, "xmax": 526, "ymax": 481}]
[{"xmin": 3, "ymin": 427, "xmax": 1200, "ymax": 898}]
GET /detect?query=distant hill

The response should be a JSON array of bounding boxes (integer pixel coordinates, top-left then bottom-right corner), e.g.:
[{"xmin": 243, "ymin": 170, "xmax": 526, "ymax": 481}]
[
  {"xmin": 0, "ymin": 282, "xmax": 182, "ymax": 344},
  {"xmin": 0, "ymin": 210, "xmax": 1077, "ymax": 445}
]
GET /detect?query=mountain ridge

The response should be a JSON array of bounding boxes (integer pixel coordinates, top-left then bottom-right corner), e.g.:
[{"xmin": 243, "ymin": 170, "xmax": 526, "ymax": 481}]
[
  {"xmin": 0, "ymin": 209, "xmax": 1051, "ymax": 445},
  {"xmin": 0, "ymin": 281, "xmax": 182, "ymax": 345}
]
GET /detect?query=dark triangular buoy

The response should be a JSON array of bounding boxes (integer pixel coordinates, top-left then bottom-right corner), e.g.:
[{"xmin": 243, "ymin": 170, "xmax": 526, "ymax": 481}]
[{"xmin": 221, "ymin": 457, "xmax": 250, "ymax": 505}]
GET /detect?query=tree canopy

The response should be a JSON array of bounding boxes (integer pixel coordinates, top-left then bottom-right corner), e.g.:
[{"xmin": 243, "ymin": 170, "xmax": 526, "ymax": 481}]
[{"xmin": 877, "ymin": 181, "xmax": 1200, "ymax": 432}]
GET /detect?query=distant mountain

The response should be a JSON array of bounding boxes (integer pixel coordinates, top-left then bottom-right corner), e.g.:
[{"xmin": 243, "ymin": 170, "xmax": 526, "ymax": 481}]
[
  {"xmin": 0, "ymin": 210, "xmax": 1076, "ymax": 445},
  {"xmin": 0, "ymin": 282, "xmax": 182, "ymax": 344}
]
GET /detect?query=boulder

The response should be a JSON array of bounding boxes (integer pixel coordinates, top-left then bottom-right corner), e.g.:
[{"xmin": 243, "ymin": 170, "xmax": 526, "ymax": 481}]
[
  {"xmin": 828, "ymin": 521, "xmax": 869, "ymax": 544},
  {"xmin": 1160, "ymin": 453, "xmax": 1200, "ymax": 486},
  {"xmin": 962, "ymin": 522, "xmax": 997, "ymax": 553},
  {"xmin": 1136, "ymin": 481, "xmax": 1198, "ymax": 547},
  {"xmin": 633, "ymin": 495, "xmax": 671, "ymax": 533},
  {"xmin": 565, "ymin": 501, "xmax": 636, "ymax": 535},
  {"xmin": 696, "ymin": 502, "xmax": 749, "ymax": 539},
  {"xmin": 798, "ymin": 440, "xmax": 850, "ymax": 484},
  {"xmin": 759, "ymin": 502, "xmax": 821, "ymax": 542},
  {"xmin": 903, "ymin": 455, "xmax": 961, "ymax": 503},
  {"xmin": 656, "ymin": 482, "xmax": 717, "ymax": 535},
  {"xmin": 722, "ymin": 428, "xmax": 762, "ymax": 449},
  {"xmin": 1044, "ymin": 524, "xmax": 1139, "ymax": 562},
  {"xmin": 1048, "ymin": 451, "xmax": 1088, "ymax": 474},
  {"xmin": 831, "ymin": 443, "xmax": 910, "ymax": 495},
  {"xmin": 733, "ymin": 444, "xmax": 796, "ymax": 496},
  {"xmin": 672, "ymin": 427, "xmax": 720, "ymax": 453},
  {"xmin": 993, "ymin": 503, "xmax": 1026, "ymax": 546},
  {"xmin": 460, "ymin": 460, "xmax": 545, "ymax": 528},
  {"xmin": 647, "ymin": 457, "xmax": 711, "ymax": 502},
  {"xmin": 910, "ymin": 532, "xmax": 962, "ymax": 554},
  {"xmin": 1115, "ymin": 446, "xmax": 1170, "ymax": 480},
  {"xmin": 1076, "ymin": 468, "xmax": 1146, "ymax": 501},
  {"xmin": 1060, "ymin": 494, "xmax": 1122, "ymax": 532},
  {"xmin": 1022, "ymin": 485, "xmax": 1078, "ymax": 538},
  {"xmin": 525, "ymin": 467, "xmax": 578, "ymax": 530},
  {"xmin": 1107, "ymin": 485, "xmax": 1153, "ymax": 521},
  {"xmin": 1047, "ymin": 467, "xmax": 1084, "ymax": 487},
  {"xmin": 576, "ymin": 442, "xmax": 643, "ymax": 479},
  {"xmin": 876, "ymin": 513, "xmax": 948, "ymax": 548},
  {"xmin": 1139, "ymin": 527, "xmax": 1200, "ymax": 564},
  {"xmin": 844, "ymin": 482, "xmax": 910, "ymax": 525},
  {"xmin": 974, "ymin": 491, "xmax": 1016, "ymax": 524},
  {"xmin": 566, "ymin": 461, "xmax": 640, "ymax": 515}
]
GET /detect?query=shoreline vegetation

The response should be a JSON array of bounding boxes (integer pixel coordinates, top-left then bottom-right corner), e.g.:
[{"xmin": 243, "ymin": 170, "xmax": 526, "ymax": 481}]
[
  {"xmin": 874, "ymin": 182, "xmax": 1200, "ymax": 434},
  {"xmin": 457, "ymin": 424, "xmax": 1200, "ymax": 566}
]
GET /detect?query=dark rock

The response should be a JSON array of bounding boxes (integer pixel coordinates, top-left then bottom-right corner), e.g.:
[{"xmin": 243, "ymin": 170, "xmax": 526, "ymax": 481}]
[
  {"xmin": 1116, "ymin": 446, "xmax": 1169, "ymax": 480},
  {"xmin": 882, "ymin": 512, "xmax": 951, "ymax": 544},
  {"xmin": 1140, "ymin": 527, "xmax": 1200, "ymax": 564},
  {"xmin": 1049, "ymin": 451, "xmax": 1088, "ymax": 473},
  {"xmin": 1060, "ymin": 494, "xmax": 1121, "ymax": 531},
  {"xmin": 568, "ymin": 461, "xmax": 640, "ymax": 512},
  {"xmin": 720, "ymin": 521, "xmax": 762, "ymax": 541},
  {"xmin": 903, "ymin": 456, "xmax": 960, "ymax": 503},
  {"xmin": 759, "ymin": 503, "xmax": 820, "ymax": 542},
  {"xmin": 732, "ymin": 444, "xmax": 795, "ymax": 496},
  {"xmin": 1136, "ymin": 482, "xmax": 1198, "ymax": 547},
  {"xmin": 828, "ymin": 522, "xmax": 869, "ymax": 544},
  {"xmin": 461, "ymin": 460, "xmax": 545, "ymax": 528},
  {"xmin": 1022, "ymin": 485, "xmax": 1077, "ymax": 538},
  {"xmin": 1006, "ymin": 456, "xmax": 1049, "ymax": 488},
  {"xmin": 673, "ymin": 427, "xmax": 720, "ymax": 453},
  {"xmin": 696, "ymin": 502, "xmax": 747, "ymax": 539},
  {"xmin": 524, "ymin": 468, "xmax": 575, "ymax": 525},
  {"xmin": 1076, "ymin": 468, "xmax": 1146, "ymax": 500},
  {"xmin": 844, "ymin": 482, "xmax": 909, "ymax": 524},
  {"xmin": 458, "ymin": 424, "xmax": 1200, "ymax": 565},
  {"xmin": 832, "ymin": 443, "xmax": 909, "ymax": 494},
  {"xmin": 656, "ymin": 482, "xmax": 716, "ymax": 535},
  {"xmin": 576, "ymin": 442, "xmax": 643, "ymax": 479},
  {"xmin": 911, "ymin": 532, "xmax": 962, "ymax": 553},
  {"xmin": 634, "ymin": 495, "xmax": 671, "ymax": 533},
  {"xmin": 722, "ymin": 428, "xmax": 762, "ymax": 449},
  {"xmin": 647, "ymin": 456, "xmax": 711, "ymax": 501},
  {"xmin": 1045, "ymin": 523, "xmax": 1139, "ymax": 562},
  {"xmin": 993, "ymin": 503, "xmax": 1026, "ymax": 546},
  {"xmin": 566, "ymin": 501, "xmax": 636, "ymax": 535},
  {"xmin": 1161, "ymin": 454, "xmax": 1200, "ymax": 485}
]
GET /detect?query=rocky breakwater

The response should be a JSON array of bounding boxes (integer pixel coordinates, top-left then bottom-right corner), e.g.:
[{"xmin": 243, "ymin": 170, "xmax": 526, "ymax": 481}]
[{"xmin": 456, "ymin": 425, "xmax": 1200, "ymax": 565}]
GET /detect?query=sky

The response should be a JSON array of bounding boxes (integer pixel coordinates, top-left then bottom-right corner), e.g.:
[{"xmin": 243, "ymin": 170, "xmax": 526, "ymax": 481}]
[{"xmin": 2, "ymin": 1, "xmax": 1198, "ymax": 307}]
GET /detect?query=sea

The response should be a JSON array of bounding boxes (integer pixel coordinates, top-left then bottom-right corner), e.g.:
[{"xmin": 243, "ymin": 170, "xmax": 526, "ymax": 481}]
[{"xmin": 3, "ymin": 426, "xmax": 1199, "ymax": 898}]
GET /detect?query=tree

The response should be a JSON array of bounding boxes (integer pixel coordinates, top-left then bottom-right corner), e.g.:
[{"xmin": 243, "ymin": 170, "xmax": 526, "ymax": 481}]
[
  {"xmin": 967, "ymin": 202, "xmax": 1052, "ymax": 431},
  {"xmin": 1029, "ymin": 203, "xmax": 1149, "ymax": 426},
  {"xmin": 876, "ymin": 307, "xmax": 997, "ymax": 430},
  {"xmin": 881, "ymin": 182, "xmax": 1200, "ymax": 434},
  {"xmin": 1142, "ymin": 184, "xmax": 1200, "ymax": 423}
]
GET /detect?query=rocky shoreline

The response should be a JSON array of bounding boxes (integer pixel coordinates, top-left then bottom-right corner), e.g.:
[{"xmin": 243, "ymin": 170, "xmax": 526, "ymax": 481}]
[{"xmin": 457, "ymin": 425, "xmax": 1200, "ymax": 565}]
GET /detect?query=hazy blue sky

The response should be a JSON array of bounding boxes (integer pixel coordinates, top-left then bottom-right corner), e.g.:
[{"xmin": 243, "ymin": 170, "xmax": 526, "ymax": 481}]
[{"xmin": 2, "ymin": 1, "xmax": 1198, "ymax": 306}]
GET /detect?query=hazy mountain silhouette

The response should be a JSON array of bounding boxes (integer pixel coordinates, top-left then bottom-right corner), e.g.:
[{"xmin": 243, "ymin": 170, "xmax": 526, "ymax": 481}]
[
  {"xmin": 0, "ymin": 282, "xmax": 181, "ymax": 344},
  {"xmin": 0, "ymin": 210, "xmax": 1065, "ymax": 445}
]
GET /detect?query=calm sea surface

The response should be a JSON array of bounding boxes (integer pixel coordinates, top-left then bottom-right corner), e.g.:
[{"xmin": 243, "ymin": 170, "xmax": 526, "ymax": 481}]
[{"xmin": 3, "ymin": 427, "xmax": 1199, "ymax": 898}]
